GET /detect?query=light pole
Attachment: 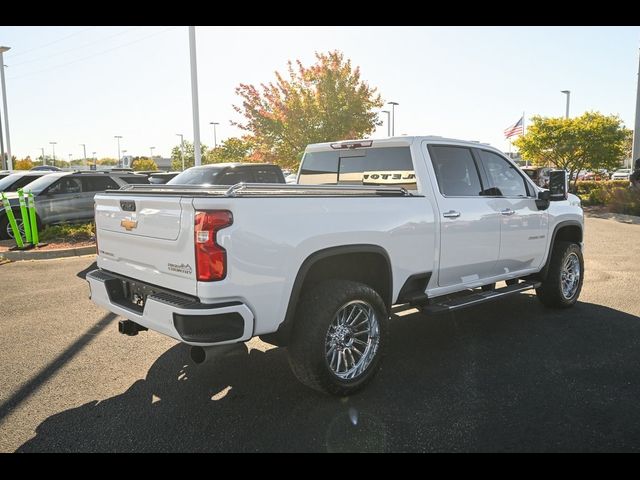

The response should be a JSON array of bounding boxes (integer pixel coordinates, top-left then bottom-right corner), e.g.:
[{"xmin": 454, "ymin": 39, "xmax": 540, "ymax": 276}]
[
  {"xmin": 92, "ymin": 151, "xmax": 97, "ymax": 170},
  {"xmin": 209, "ymin": 122, "xmax": 220, "ymax": 148},
  {"xmin": 381, "ymin": 110, "xmax": 390, "ymax": 137},
  {"xmin": 0, "ymin": 103, "xmax": 4, "ymax": 170},
  {"xmin": 114, "ymin": 135, "xmax": 122, "ymax": 167},
  {"xmin": 189, "ymin": 26, "xmax": 202, "ymax": 166},
  {"xmin": 80, "ymin": 143, "xmax": 87, "ymax": 168},
  {"xmin": 387, "ymin": 101, "xmax": 399, "ymax": 136},
  {"xmin": 40, "ymin": 147, "xmax": 46, "ymax": 166},
  {"xmin": 176, "ymin": 133, "xmax": 185, "ymax": 170},
  {"xmin": 0, "ymin": 46, "xmax": 12, "ymax": 170},
  {"xmin": 561, "ymin": 90, "xmax": 570, "ymax": 119},
  {"xmin": 49, "ymin": 142, "xmax": 57, "ymax": 168},
  {"xmin": 632, "ymin": 49, "xmax": 640, "ymax": 170},
  {"xmin": 150, "ymin": 146, "xmax": 155, "ymax": 159}
]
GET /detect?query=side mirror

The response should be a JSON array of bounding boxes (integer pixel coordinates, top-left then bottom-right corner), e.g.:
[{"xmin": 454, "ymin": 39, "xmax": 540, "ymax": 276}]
[
  {"xmin": 535, "ymin": 189, "xmax": 551, "ymax": 210},
  {"xmin": 548, "ymin": 170, "xmax": 568, "ymax": 201}
]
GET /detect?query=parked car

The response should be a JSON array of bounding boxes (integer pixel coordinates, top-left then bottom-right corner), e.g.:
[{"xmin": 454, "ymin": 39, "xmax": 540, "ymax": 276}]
[
  {"xmin": 168, "ymin": 163, "xmax": 285, "ymax": 186},
  {"xmin": 521, "ymin": 166, "xmax": 551, "ymax": 188},
  {"xmin": 611, "ymin": 168, "xmax": 632, "ymax": 181},
  {"xmin": 0, "ymin": 170, "xmax": 11, "ymax": 180},
  {"xmin": 0, "ymin": 171, "xmax": 52, "ymax": 193},
  {"xmin": 0, "ymin": 171, "xmax": 132, "ymax": 239},
  {"xmin": 30, "ymin": 165, "xmax": 63, "ymax": 171},
  {"xmin": 148, "ymin": 172, "xmax": 181, "ymax": 185},
  {"xmin": 87, "ymin": 136, "xmax": 584, "ymax": 396}
]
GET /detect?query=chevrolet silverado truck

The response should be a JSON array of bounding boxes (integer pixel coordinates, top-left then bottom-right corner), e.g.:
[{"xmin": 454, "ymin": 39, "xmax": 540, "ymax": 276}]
[{"xmin": 87, "ymin": 137, "xmax": 584, "ymax": 395}]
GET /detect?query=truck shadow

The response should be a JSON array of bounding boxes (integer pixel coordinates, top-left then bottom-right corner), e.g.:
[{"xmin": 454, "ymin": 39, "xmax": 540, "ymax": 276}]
[{"xmin": 17, "ymin": 295, "xmax": 640, "ymax": 452}]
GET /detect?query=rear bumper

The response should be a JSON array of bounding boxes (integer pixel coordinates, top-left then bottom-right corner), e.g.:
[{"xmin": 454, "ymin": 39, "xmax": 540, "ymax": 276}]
[{"xmin": 86, "ymin": 269, "xmax": 254, "ymax": 346}]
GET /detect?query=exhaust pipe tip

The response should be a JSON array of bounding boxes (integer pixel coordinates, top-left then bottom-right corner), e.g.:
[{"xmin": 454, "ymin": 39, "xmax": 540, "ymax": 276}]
[{"xmin": 190, "ymin": 346, "xmax": 206, "ymax": 364}]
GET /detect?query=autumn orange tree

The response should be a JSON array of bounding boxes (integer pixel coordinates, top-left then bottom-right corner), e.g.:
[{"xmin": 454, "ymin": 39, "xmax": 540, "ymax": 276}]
[{"xmin": 233, "ymin": 51, "xmax": 384, "ymax": 169}]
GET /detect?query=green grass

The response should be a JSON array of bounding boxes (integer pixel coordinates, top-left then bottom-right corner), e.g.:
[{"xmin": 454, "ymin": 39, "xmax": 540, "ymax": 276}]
[{"xmin": 39, "ymin": 222, "xmax": 95, "ymax": 243}]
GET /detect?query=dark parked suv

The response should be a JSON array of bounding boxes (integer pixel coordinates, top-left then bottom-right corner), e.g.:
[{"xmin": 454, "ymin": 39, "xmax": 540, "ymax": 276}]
[
  {"xmin": 168, "ymin": 163, "xmax": 285, "ymax": 186},
  {"xmin": 0, "ymin": 171, "xmax": 145, "ymax": 239}
]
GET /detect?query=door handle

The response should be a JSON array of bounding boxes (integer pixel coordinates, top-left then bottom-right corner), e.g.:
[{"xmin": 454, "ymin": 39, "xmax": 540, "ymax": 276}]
[
  {"xmin": 443, "ymin": 210, "xmax": 461, "ymax": 218},
  {"xmin": 501, "ymin": 208, "xmax": 515, "ymax": 216}
]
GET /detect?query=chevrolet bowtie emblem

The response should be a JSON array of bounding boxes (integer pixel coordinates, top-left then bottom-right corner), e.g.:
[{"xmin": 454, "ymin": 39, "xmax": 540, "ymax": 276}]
[{"xmin": 120, "ymin": 218, "xmax": 138, "ymax": 231}]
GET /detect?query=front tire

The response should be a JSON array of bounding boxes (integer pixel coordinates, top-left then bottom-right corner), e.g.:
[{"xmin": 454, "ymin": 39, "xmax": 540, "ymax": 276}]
[
  {"xmin": 536, "ymin": 241, "xmax": 584, "ymax": 308},
  {"xmin": 288, "ymin": 280, "xmax": 389, "ymax": 396}
]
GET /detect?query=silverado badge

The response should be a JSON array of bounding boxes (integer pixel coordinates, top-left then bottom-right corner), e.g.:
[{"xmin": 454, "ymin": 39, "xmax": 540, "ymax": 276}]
[{"xmin": 120, "ymin": 218, "xmax": 138, "ymax": 231}]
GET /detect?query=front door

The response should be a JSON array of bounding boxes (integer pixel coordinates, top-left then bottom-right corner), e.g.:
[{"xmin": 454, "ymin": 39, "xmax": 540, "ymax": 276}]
[
  {"xmin": 426, "ymin": 144, "xmax": 501, "ymax": 288},
  {"xmin": 40, "ymin": 177, "xmax": 83, "ymax": 223},
  {"xmin": 475, "ymin": 149, "xmax": 548, "ymax": 274}
]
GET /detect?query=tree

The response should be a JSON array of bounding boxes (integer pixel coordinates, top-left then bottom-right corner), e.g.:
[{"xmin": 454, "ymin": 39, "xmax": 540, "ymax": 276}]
[
  {"xmin": 171, "ymin": 141, "xmax": 210, "ymax": 170},
  {"xmin": 132, "ymin": 157, "xmax": 158, "ymax": 171},
  {"xmin": 210, "ymin": 137, "xmax": 256, "ymax": 163},
  {"xmin": 14, "ymin": 158, "xmax": 33, "ymax": 170},
  {"xmin": 97, "ymin": 158, "xmax": 118, "ymax": 166},
  {"xmin": 514, "ymin": 112, "xmax": 630, "ymax": 188},
  {"xmin": 233, "ymin": 50, "xmax": 384, "ymax": 169}
]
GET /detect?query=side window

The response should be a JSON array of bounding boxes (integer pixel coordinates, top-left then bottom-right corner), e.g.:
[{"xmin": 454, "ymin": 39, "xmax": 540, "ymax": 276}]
[
  {"xmin": 478, "ymin": 150, "xmax": 528, "ymax": 197},
  {"xmin": 429, "ymin": 146, "xmax": 483, "ymax": 196},
  {"xmin": 81, "ymin": 176, "xmax": 120, "ymax": 192},
  {"xmin": 46, "ymin": 177, "xmax": 82, "ymax": 195},
  {"xmin": 217, "ymin": 170, "xmax": 249, "ymax": 185},
  {"xmin": 254, "ymin": 167, "xmax": 282, "ymax": 183}
]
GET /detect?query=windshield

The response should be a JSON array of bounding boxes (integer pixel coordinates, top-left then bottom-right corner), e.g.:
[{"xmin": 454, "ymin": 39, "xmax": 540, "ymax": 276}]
[
  {"xmin": 168, "ymin": 166, "xmax": 225, "ymax": 185},
  {"xmin": 0, "ymin": 173, "xmax": 43, "ymax": 192},
  {"xmin": 20, "ymin": 174, "xmax": 62, "ymax": 193}
]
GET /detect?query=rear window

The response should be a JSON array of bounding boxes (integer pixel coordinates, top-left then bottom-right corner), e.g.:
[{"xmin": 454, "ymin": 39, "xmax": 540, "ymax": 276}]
[
  {"xmin": 168, "ymin": 166, "xmax": 225, "ymax": 185},
  {"xmin": 298, "ymin": 147, "xmax": 416, "ymax": 189},
  {"xmin": 254, "ymin": 167, "xmax": 284, "ymax": 183}
]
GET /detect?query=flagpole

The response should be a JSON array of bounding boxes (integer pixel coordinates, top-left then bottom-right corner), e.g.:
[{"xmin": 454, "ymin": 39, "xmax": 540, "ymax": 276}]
[{"xmin": 521, "ymin": 112, "xmax": 526, "ymax": 166}]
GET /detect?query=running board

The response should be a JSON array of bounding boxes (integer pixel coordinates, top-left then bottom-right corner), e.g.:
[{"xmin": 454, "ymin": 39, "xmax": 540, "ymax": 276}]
[{"xmin": 421, "ymin": 280, "xmax": 541, "ymax": 314}]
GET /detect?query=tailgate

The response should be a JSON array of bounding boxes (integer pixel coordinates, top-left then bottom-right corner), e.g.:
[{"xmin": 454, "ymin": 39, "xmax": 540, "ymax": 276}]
[{"xmin": 94, "ymin": 194, "xmax": 198, "ymax": 295}]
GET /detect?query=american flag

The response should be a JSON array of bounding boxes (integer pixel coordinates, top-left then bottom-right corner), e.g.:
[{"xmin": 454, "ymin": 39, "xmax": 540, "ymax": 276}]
[{"xmin": 504, "ymin": 116, "xmax": 524, "ymax": 138}]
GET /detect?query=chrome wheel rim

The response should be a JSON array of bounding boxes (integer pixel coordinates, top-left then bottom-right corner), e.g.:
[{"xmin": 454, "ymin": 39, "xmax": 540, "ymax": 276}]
[
  {"xmin": 325, "ymin": 300, "xmax": 380, "ymax": 380},
  {"xmin": 6, "ymin": 219, "xmax": 24, "ymax": 240},
  {"xmin": 561, "ymin": 252, "xmax": 580, "ymax": 299}
]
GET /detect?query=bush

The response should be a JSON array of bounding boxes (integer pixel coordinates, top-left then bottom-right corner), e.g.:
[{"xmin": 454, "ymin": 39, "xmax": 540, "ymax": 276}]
[
  {"xmin": 39, "ymin": 222, "xmax": 95, "ymax": 243},
  {"xmin": 575, "ymin": 180, "xmax": 630, "ymax": 206},
  {"xmin": 607, "ymin": 188, "xmax": 640, "ymax": 216}
]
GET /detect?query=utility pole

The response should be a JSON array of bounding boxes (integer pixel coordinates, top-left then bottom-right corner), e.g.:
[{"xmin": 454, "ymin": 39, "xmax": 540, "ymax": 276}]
[
  {"xmin": 387, "ymin": 101, "xmax": 399, "ymax": 136},
  {"xmin": 40, "ymin": 147, "xmax": 45, "ymax": 166},
  {"xmin": 189, "ymin": 26, "xmax": 202, "ymax": 166},
  {"xmin": 80, "ymin": 144, "xmax": 87, "ymax": 168},
  {"xmin": 114, "ymin": 135, "xmax": 122, "ymax": 167},
  {"xmin": 632, "ymin": 49, "xmax": 640, "ymax": 170},
  {"xmin": 0, "ymin": 46, "xmax": 12, "ymax": 170},
  {"xmin": 561, "ymin": 90, "xmax": 571, "ymax": 119},
  {"xmin": 176, "ymin": 133, "xmax": 185, "ymax": 171},
  {"xmin": 381, "ymin": 110, "xmax": 390, "ymax": 137}
]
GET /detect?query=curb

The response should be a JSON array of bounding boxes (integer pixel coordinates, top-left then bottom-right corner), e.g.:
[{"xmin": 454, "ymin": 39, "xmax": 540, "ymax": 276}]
[{"xmin": 1, "ymin": 245, "xmax": 96, "ymax": 261}]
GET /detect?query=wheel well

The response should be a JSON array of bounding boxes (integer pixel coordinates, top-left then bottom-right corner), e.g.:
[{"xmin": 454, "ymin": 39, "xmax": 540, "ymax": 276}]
[
  {"xmin": 261, "ymin": 246, "xmax": 392, "ymax": 347},
  {"xmin": 555, "ymin": 225, "xmax": 582, "ymax": 244},
  {"xmin": 300, "ymin": 252, "xmax": 391, "ymax": 308}
]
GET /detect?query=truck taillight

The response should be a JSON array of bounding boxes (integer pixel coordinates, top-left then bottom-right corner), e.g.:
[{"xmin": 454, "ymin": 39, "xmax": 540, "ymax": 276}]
[{"xmin": 194, "ymin": 210, "xmax": 233, "ymax": 281}]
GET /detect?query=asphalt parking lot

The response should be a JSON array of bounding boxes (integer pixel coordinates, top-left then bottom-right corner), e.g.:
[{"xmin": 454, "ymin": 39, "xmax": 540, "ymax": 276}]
[{"xmin": 1, "ymin": 215, "xmax": 639, "ymax": 452}]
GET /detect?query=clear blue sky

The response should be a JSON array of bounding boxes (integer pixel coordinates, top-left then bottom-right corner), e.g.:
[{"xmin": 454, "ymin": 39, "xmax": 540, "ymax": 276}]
[{"xmin": 1, "ymin": 26, "xmax": 639, "ymax": 162}]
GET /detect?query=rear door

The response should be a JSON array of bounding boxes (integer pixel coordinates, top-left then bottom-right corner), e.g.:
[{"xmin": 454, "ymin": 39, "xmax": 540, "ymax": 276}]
[
  {"xmin": 475, "ymin": 149, "xmax": 548, "ymax": 273},
  {"xmin": 426, "ymin": 144, "xmax": 501, "ymax": 288},
  {"xmin": 79, "ymin": 176, "xmax": 120, "ymax": 220}
]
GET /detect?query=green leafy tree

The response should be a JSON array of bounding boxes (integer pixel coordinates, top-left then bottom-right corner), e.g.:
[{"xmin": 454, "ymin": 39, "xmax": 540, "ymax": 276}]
[
  {"xmin": 131, "ymin": 157, "xmax": 158, "ymax": 171},
  {"xmin": 515, "ymin": 112, "xmax": 630, "ymax": 188},
  {"xmin": 209, "ymin": 137, "xmax": 256, "ymax": 163},
  {"xmin": 171, "ymin": 141, "xmax": 210, "ymax": 170},
  {"xmin": 233, "ymin": 50, "xmax": 384, "ymax": 169}
]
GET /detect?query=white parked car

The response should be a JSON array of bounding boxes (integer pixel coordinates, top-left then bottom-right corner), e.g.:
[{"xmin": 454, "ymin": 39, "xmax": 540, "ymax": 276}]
[
  {"xmin": 611, "ymin": 168, "xmax": 631, "ymax": 181},
  {"xmin": 87, "ymin": 136, "xmax": 584, "ymax": 395}
]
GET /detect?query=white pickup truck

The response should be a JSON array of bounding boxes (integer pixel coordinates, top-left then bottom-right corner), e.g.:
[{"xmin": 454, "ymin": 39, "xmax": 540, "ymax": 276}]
[{"xmin": 87, "ymin": 136, "xmax": 584, "ymax": 395}]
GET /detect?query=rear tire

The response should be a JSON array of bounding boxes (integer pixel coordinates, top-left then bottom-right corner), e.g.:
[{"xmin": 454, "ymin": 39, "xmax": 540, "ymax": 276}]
[
  {"xmin": 536, "ymin": 241, "xmax": 583, "ymax": 308},
  {"xmin": 288, "ymin": 280, "xmax": 389, "ymax": 396}
]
